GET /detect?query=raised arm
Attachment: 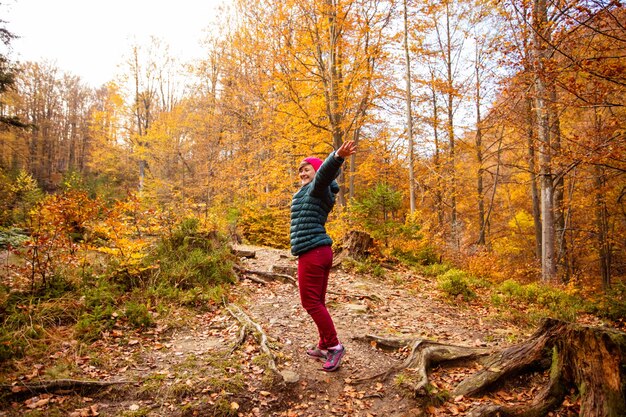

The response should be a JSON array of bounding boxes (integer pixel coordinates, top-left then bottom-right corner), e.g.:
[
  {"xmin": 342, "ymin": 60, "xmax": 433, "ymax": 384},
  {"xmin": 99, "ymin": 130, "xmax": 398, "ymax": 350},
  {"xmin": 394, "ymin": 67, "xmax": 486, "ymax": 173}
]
[
  {"xmin": 310, "ymin": 141, "xmax": 358, "ymax": 194},
  {"xmin": 336, "ymin": 140, "xmax": 357, "ymax": 160}
]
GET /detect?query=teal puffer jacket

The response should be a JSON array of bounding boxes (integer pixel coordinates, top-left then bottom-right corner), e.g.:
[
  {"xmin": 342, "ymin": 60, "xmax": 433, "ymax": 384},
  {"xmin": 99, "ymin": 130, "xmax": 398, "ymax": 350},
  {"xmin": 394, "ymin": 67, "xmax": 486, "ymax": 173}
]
[{"xmin": 290, "ymin": 151, "xmax": 344, "ymax": 256}]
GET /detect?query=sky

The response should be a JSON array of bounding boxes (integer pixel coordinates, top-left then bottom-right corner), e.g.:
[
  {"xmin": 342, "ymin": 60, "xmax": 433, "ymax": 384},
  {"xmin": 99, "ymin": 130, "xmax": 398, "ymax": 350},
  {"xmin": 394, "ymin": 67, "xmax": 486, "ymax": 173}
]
[{"xmin": 2, "ymin": 0, "xmax": 228, "ymax": 87}]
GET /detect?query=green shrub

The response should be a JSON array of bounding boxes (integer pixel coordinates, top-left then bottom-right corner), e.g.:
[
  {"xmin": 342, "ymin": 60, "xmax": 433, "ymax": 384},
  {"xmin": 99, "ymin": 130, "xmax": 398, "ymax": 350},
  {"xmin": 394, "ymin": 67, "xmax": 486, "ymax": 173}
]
[
  {"xmin": 590, "ymin": 282, "xmax": 626, "ymax": 321},
  {"xmin": 125, "ymin": 301, "xmax": 154, "ymax": 328},
  {"xmin": 152, "ymin": 218, "xmax": 236, "ymax": 289},
  {"xmin": 419, "ymin": 262, "xmax": 453, "ymax": 278},
  {"xmin": 82, "ymin": 278, "xmax": 121, "ymax": 309},
  {"xmin": 391, "ymin": 246, "xmax": 438, "ymax": 266},
  {"xmin": 0, "ymin": 289, "xmax": 83, "ymax": 361},
  {"xmin": 497, "ymin": 279, "xmax": 588, "ymax": 321},
  {"xmin": 437, "ymin": 269, "xmax": 476, "ymax": 301},
  {"xmin": 75, "ymin": 304, "xmax": 117, "ymax": 342},
  {"xmin": 342, "ymin": 257, "xmax": 385, "ymax": 278},
  {"xmin": 0, "ymin": 326, "xmax": 28, "ymax": 361}
]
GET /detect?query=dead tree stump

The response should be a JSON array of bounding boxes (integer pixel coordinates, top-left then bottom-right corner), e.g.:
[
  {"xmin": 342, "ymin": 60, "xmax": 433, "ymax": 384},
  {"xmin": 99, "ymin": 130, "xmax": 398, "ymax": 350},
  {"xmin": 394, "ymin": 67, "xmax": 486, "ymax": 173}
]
[{"xmin": 333, "ymin": 230, "xmax": 374, "ymax": 266}]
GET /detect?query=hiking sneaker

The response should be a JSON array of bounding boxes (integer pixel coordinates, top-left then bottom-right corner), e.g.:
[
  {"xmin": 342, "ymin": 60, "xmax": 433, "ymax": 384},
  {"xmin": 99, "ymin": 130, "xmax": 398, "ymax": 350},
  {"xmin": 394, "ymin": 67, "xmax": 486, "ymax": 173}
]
[
  {"xmin": 306, "ymin": 346, "xmax": 328, "ymax": 359},
  {"xmin": 322, "ymin": 345, "xmax": 345, "ymax": 372}
]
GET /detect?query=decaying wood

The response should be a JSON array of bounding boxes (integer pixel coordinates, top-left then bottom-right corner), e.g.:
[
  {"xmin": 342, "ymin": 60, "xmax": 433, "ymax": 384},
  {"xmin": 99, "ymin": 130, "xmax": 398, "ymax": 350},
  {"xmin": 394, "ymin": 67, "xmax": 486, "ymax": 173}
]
[
  {"xmin": 1, "ymin": 379, "xmax": 130, "ymax": 395},
  {"xmin": 233, "ymin": 264, "xmax": 297, "ymax": 285},
  {"xmin": 225, "ymin": 303, "xmax": 279, "ymax": 376},
  {"xmin": 357, "ymin": 319, "xmax": 626, "ymax": 417},
  {"xmin": 333, "ymin": 230, "xmax": 375, "ymax": 267}
]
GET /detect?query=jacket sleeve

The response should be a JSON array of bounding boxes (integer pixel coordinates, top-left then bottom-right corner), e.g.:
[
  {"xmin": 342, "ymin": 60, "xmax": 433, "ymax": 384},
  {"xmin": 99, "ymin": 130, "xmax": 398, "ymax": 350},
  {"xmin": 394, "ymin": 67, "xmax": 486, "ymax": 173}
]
[{"xmin": 309, "ymin": 151, "xmax": 344, "ymax": 197}]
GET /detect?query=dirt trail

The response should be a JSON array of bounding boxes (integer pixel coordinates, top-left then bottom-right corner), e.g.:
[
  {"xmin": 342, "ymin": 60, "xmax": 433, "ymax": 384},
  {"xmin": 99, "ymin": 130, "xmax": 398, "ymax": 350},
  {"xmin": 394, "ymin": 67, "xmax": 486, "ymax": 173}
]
[{"xmin": 1, "ymin": 245, "xmax": 523, "ymax": 417}]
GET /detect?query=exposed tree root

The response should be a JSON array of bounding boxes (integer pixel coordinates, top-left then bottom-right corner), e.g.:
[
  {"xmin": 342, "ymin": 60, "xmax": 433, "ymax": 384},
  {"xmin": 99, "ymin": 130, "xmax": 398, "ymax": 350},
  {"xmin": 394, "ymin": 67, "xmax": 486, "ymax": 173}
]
[
  {"xmin": 353, "ymin": 335, "xmax": 490, "ymax": 395},
  {"xmin": 1, "ymin": 379, "xmax": 130, "ymax": 396},
  {"xmin": 225, "ymin": 303, "xmax": 278, "ymax": 376},
  {"xmin": 328, "ymin": 290, "xmax": 382, "ymax": 302},
  {"xmin": 353, "ymin": 334, "xmax": 415, "ymax": 350},
  {"xmin": 356, "ymin": 319, "xmax": 626, "ymax": 417},
  {"xmin": 229, "ymin": 324, "xmax": 249, "ymax": 355}
]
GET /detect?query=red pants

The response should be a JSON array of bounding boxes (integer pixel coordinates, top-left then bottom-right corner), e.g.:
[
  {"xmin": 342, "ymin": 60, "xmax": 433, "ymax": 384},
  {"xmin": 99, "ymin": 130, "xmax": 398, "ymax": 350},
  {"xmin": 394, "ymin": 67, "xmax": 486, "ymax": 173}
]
[{"xmin": 297, "ymin": 245, "xmax": 339, "ymax": 349}]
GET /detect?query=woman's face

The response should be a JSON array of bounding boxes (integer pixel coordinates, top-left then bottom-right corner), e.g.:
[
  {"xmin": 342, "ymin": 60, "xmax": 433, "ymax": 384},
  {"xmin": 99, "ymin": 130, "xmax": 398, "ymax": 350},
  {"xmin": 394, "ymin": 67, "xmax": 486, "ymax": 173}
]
[{"xmin": 299, "ymin": 163, "xmax": 316, "ymax": 186}]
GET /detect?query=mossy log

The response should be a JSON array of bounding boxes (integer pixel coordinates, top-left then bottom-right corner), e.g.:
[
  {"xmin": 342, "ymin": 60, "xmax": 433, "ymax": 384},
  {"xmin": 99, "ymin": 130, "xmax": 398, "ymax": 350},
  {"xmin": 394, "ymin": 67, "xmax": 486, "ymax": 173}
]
[{"xmin": 357, "ymin": 319, "xmax": 626, "ymax": 417}]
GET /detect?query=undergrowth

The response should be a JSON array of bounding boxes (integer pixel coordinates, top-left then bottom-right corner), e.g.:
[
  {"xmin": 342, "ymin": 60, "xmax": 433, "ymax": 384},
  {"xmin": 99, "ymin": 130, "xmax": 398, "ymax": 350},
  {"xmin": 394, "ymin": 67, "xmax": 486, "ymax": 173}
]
[
  {"xmin": 394, "ymin": 247, "xmax": 624, "ymax": 326},
  {"xmin": 0, "ymin": 216, "xmax": 237, "ymax": 363}
]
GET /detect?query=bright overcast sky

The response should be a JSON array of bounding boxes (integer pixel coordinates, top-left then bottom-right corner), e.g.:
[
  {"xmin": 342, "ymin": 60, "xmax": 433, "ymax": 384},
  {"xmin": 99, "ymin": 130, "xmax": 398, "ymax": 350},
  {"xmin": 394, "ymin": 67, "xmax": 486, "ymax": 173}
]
[{"xmin": 3, "ymin": 0, "xmax": 228, "ymax": 87}]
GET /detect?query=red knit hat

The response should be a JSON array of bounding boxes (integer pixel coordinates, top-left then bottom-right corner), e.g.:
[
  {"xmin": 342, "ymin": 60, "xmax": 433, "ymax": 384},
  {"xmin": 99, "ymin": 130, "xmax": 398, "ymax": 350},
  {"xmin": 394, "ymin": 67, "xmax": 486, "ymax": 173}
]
[{"xmin": 301, "ymin": 157, "xmax": 323, "ymax": 172}]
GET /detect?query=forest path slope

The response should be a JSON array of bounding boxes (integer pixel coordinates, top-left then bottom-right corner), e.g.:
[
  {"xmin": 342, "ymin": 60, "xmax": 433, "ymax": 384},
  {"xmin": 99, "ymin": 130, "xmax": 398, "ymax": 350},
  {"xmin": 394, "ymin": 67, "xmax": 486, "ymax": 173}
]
[{"xmin": 1, "ymin": 245, "xmax": 533, "ymax": 417}]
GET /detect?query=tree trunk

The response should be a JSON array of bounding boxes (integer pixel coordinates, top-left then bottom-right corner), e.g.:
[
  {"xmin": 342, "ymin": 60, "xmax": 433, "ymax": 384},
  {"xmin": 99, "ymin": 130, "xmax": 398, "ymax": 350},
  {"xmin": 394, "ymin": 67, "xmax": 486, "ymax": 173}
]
[
  {"xmin": 526, "ymin": 97, "xmax": 542, "ymax": 260},
  {"xmin": 595, "ymin": 166, "xmax": 611, "ymax": 289},
  {"xmin": 403, "ymin": 0, "xmax": 416, "ymax": 214},
  {"xmin": 593, "ymin": 108, "xmax": 612, "ymax": 290},
  {"xmin": 429, "ymin": 69, "xmax": 445, "ymax": 230},
  {"xmin": 475, "ymin": 42, "xmax": 485, "ymax": 245},
  {"xmin": 444, "ymin": 3, "xmax": 458, "ymax": 249},
  {"xmin": 334, "ymin": 230, "xmax": 374, "ymax": 265},
  {"xmin": 533, "ymin": 0, "xmax": 556, "ymax": 282},
  {"xmin": 549, "ymin": 82, "xmax": 568, "ymax": 281},
  {"xmin": 326, "ymin": 0, "xmax": 345, "ymax": 207},
  {"xmin": 458, "ymin": 319, "xmax": 626, "ymax": 417}
]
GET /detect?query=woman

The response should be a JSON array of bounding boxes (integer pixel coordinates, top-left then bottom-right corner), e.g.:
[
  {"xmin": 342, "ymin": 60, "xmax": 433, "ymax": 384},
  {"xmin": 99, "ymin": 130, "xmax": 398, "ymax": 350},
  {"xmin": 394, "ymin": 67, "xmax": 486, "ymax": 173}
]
[{"xmin": 290, "ymin": 140, "xmax": 357, "ymax": 372}]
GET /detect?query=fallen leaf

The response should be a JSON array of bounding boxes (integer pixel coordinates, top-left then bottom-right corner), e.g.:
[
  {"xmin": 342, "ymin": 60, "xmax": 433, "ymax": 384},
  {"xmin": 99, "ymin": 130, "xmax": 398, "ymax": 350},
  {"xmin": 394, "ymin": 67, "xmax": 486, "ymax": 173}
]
[{"xmin": 27, "ymin": 397, "xmax": 50, "ymax": 409}]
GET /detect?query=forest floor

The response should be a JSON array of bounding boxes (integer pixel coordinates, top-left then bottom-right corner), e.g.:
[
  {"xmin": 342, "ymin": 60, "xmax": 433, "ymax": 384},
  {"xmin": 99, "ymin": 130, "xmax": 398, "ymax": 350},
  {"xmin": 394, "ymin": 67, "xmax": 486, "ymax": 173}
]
[{"xmin": 0, "ymin": 245, "xmax": 595, "ymax": 416}]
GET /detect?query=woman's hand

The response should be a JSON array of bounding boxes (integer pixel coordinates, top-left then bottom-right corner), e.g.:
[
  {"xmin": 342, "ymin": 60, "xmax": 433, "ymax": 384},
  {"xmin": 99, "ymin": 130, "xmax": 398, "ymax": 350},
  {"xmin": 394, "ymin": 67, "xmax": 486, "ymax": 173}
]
[{"xmin": 336, "ymin": 140, "xmax": 357, "ymax": 159}]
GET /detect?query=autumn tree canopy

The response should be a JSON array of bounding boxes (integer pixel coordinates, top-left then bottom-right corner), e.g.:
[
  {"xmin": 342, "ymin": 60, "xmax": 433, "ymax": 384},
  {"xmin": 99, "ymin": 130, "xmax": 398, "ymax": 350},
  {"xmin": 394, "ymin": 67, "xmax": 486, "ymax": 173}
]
[{"xmin": 0, "ymin": 0, "xmax": 624, "ymax": 289}]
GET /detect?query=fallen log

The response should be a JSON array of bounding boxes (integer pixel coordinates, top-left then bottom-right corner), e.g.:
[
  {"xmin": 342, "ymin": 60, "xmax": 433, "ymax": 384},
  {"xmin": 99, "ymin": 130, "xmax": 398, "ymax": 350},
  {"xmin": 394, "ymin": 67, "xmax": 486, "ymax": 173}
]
[
  {"xmin": 271, "ymin": 265, "xmax": 297, "ymax": 277},
  {"xmin": 233, "ymin": 264, "xmax": 297, "ymax": 285}
]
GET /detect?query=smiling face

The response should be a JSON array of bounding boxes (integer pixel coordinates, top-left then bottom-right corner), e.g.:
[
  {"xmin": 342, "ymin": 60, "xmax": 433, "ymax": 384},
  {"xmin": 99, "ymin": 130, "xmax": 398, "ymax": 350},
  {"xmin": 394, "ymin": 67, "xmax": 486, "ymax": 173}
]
[{"xmin": 299, "ymin": 163, "xmax": 316, "ymax": 186}]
